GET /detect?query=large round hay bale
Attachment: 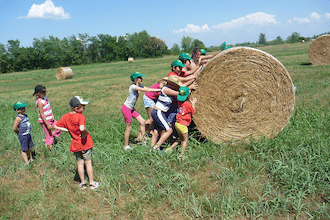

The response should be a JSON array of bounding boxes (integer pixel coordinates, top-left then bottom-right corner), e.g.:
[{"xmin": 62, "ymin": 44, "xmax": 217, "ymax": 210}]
[
  {"xmin": 128, "ymin": 57, "xmax": 134, "ymax": 63},
  {"xmin": 191, "ymin": 47, "xmax": 295, "ymax": 143},
  {"xmin": 308, "ymin": 35, "xmax": 330, "ymax": 65},
  {"xmin": 56, "ymin": 67, "xmax": 73, "ymax": 80}
]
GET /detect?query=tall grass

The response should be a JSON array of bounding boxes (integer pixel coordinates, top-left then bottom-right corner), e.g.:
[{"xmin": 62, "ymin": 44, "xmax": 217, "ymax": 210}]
[{"xmin": 1, "ymin": 43, "xmax": 330, "ymax": 219}]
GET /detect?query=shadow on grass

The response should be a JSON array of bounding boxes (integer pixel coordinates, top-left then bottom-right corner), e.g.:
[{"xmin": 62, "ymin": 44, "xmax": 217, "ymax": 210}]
[{"xmin": 300, "ymin": 62, "xmax": 312, "ymax": 66}]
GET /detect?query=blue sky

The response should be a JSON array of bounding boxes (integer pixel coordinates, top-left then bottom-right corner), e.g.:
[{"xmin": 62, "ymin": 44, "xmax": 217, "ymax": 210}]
[{"xmin": 0, "ymin": 0, "xmax": 329, "ymax": 48}]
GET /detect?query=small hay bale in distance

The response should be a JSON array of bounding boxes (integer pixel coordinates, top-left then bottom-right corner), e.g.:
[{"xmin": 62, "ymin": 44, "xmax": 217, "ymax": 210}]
[
  {"xmin": 56, "ymin": 67, "xmax": 73, "ymax": 80},
  {"xmin": 191, "ymin": 47, "xmax": 295, "ymax": 143},
  {"xmin": 308, "ymin": 35, "xmax": 330, "ymax": 65},
  {"xmin": 128, "ymin": 57, "xmax": 134, "ymax": 63}
]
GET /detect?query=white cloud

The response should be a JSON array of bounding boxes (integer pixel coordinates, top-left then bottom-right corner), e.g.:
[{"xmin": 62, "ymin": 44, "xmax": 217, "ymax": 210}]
[
  {"xmin": 173, "ymin": 12, "xmax": 278, "ymax": 34},
  {"xmin": 18, "ymin": 0, "xmax": 70, "ymax": 19},
  {"xmin": 173, "ymin": 24, "xmax": 210, "ymax": 34},
  {"xmin": 326, "ymin": 12, "xmax": 330, "ymax": 19},
  {"xmin": 292, "ymin": 17, "xmax": 311, "ymax": 23},
  {"xmin": 310, "ymin": 12, "xmax": 320, "ymax": 20},
  {"xmin": 212, "ymin": 12, "xmax": 279, "ymax": 30}
]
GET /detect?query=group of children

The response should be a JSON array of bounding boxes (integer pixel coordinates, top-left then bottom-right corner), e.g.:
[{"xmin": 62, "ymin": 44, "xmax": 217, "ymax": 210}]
[
  {"xmin": 121, "ymin": 48, "xmax": 221, "ymax": 158},
  {"xmin": 13, "ymin": 85, "xmax": 100, "ymax": 189},
  {"xmin": 12, "ymin": 47, "xmax": 221, "ymax": 189}
]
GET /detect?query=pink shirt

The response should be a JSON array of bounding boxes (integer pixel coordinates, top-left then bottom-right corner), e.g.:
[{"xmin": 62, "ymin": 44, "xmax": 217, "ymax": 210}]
[
  {"xmin": 145, "ymin": 83, "xmax": 161, "ymax": 100},
  {"xmin": 36, "ymin": 98, "xmax": 54, "ymax": 123}
]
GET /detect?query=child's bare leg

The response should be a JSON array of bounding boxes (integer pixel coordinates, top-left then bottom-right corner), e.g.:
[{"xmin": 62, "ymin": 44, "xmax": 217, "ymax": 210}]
[
  {"xmin": 124, "ymin": 123, "xmax": 132, "ymax": 147},
  {"xmin": 47, "ymin": 144, "xmax": 52, "ymax": 151},
  {"xmin": 85, "ymin": 160, "xmax": 94, "ymax": 185},
  {"xmin": 77, "ymin": 160, "xmax": 86, "ymax": 184},
  {"xmin": 21, "ymin": 151, "xmax": 29, "ymax": 164},
  {"xmin": 151, "ymin": 129, "xmax": 159, "ymax": 148},
  {"xmin": 166, "ymin": 130, "xmax": 183, "ymax": 151},
  {"xmin": 135, "ymin": 115, "xmax": 145, "ymax": 141},
  {"xmin": 154, "ymin": 128, "xmax": 173, "ymax": 150},
  {"xmin": 145, "ymin": 108, "xmax": 154, "ymax": 135},
  {"xmin": 26, "ymin": 149, "xmax": 33, "ymax": 162},
  {"xmin": 179, "ymin": 133, "xmax": 189, "ymax": 157}
]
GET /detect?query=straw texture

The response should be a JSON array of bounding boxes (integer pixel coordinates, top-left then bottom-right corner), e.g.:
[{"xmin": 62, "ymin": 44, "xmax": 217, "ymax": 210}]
[
  {"xmin": 128, "ymin": 57, "xmax": 134, "ymax": 63},
  {"xmin": 191, "ymin": 47, "xmax": 295, "ymax": 143},
  {"xmin": 56, "ymin": 67, "xmax": 73, "ymax": 80},
  {"xmin": 308, "ymin": 35, "xmax": 330, "ymax": 65}
]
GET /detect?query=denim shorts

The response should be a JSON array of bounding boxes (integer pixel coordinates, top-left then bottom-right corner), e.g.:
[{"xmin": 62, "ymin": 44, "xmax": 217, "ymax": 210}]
[
  {"xmin": 143, "ymin": 95, "xmax": 156, "ymax": 108},
  {"xmin": 18, "ymin": 134, "xmax": 34, "ymax": 151}
]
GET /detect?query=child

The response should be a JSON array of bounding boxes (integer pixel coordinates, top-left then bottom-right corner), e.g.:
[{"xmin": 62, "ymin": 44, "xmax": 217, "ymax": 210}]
[
  {"xmin": 151, "ymin": 75, "xmax": 181, "ymax": 151},
  {"xmin": 165, "ymin": 87, "xmax": 197, "ymax": 158},
  {"xmin": 167, "ymin": 60, "xmax": 199, "ymax": 88},
  {"xmin": 191, "ymin": 47, "xmax": 221, "ymax": 67},
  {"xmin": 13, "ymin": 101, "xmax": 34, "ymax": 165},
  {"xmin": 54, "ymin": 96, "xmax": 100, "ymax": 190},
  {"xmin": 178, "ymin": 53, "xmax": 204, "ymax": 76},
  {"xmin": 33, "ymin": 85, "xmax": 61, "ymax": 150},
  {"xmin": 143, "ymin": 78, "xmax": 168, "ymax": 136},
  {"xmin": 121, "ymin": 72, "xmax": 162, "ymax": 150}
]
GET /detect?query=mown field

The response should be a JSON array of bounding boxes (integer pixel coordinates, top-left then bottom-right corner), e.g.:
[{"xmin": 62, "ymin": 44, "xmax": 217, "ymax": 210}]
[{"xmin": 1, "ymin": 42, "xmax": 330, "ymax": 219}]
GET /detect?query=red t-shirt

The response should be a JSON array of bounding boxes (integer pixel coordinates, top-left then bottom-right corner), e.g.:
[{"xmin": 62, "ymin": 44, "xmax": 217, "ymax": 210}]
[
  {"xmin": 176, "ymin": 101, "xmax": 195, "ymax": 126},
  {"xmin": 167, "ymin": 71, "xmax": 185, "ymax": 77},
  {"xmin": 56, "ymin": 112, "xmax": 93, "ymax": 152}
]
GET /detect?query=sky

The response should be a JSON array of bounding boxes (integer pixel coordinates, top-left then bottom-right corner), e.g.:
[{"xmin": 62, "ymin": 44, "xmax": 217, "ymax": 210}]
[{"xmin": 0, "ymin": 0, "xmax": 329, "ymax": 48}]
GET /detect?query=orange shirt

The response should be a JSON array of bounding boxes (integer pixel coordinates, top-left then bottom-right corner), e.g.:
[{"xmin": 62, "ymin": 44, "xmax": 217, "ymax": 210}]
[
  {"xmin": 176, "ymin": 101, "xmax": 195, "ymax": 126},
  {"xmin": 56, "ymin": 112, "xmax": 93, "ymax": 152}
]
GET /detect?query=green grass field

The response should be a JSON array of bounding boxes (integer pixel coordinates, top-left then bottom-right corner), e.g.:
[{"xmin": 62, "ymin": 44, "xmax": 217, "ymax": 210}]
[{"xmin": 1, "ymin": 42, "xmax": 330, "ymax": 219}]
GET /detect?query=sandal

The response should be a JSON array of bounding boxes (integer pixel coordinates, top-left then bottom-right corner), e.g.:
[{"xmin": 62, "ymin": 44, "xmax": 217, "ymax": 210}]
[{"xmin": 79, "ymin": 183, "xmax": 87, "ymax": 189}]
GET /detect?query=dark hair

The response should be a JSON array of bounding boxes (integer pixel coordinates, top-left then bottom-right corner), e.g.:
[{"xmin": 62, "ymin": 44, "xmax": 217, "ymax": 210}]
[{"xmin": 192, "ymin": 48, "xmax": 201, "ymax": 58}]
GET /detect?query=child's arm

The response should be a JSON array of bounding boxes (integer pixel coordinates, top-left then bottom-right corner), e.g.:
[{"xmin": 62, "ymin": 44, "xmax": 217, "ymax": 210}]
[
  {"xmin": 190, "ymin": 98, "xmax": 197, "ymax": 109},
  {"xmin": 13, "ymin": 116, "xmax": 21, "ymax": 134},
  {"xmin": 53, "ymin": 125, "xmax": 69, "ymax": 132},
  {"xmin": 135, "ymin": 86, "xmax": 161, "ymax": 93},
  {"xmin": 79, "ymin": 125, "xmax": 88, "ymax": 139},
  {"xmin": 184, "ymin": 63, "xmax": 203, "ymax": 76},
  {"xmin": 201, "ymin": 50, "xmax": 221, "ymax": 60},
  {"xmin": 37, "ymin": 100, "xmax": 53, "ymax": 130},
  {"xmin": 163, "ymin": 87, "xmax": 179, "ymax": 96}
]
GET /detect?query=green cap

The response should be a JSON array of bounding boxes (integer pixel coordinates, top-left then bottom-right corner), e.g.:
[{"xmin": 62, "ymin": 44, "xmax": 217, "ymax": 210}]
[
  {"xmin": 200, "ymin": 49, "xmax": 206, "ymax": 55},
  {"xmin": 178, "ymin": 53, "xmax": 192, "ymax": 60},
  {"xmin": 177, "ymin": 87, "xmax": 190, "ymax": 101},
  {"xmin": 171, "ymin": 60, "xmax": 186, "ymax": 68},
  {"xmin": 13, "ymin": 101, "xmax": 28, "ymax": 110},
  {"xmin": 222, "ymin": 42, "xmax": 231, "ymax": 50},
  {"xmin": 130, "ymin": 72, "xmax": 145, "ymax": 81}
]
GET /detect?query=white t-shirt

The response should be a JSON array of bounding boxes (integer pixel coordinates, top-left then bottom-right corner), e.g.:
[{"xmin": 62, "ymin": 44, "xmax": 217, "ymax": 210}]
[{"xmin": 124, "ymin": 84, "xmax": 140, "ymax": 109}]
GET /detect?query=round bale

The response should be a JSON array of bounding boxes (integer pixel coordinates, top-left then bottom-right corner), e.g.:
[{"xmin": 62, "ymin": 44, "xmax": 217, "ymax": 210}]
[
  {"xmin": 308, "ymin": 35, "xmax": 330, "ymax": 65},
  {"xmin": 128, "ymin": 57, "xmax": 134, "ymax": 63},
  {"xmin": 191, "ymin": 47, "xmax": 295, "ymax": 143},
  {"xmin": 56, "ymin": 67, "xmax": 73, "ymax": 80}
]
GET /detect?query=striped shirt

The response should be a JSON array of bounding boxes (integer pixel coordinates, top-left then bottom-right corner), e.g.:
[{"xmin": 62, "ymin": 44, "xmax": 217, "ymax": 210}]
[
  {"xmin": 36, "ymin": 97, "xmax": 54, "ymax": 123},
  {"xmin": 155, "ymin": 86, "xmax": 174, "ymax": 112}
]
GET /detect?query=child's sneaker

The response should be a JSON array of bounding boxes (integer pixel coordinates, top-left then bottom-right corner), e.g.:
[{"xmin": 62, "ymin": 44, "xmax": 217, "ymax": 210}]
[
  {"xmin": 141, "ymin": 140, "xmax": 147, "ymax": 146},
  {"xmin": 79, "ymin": 183, "xmax": 87, "ymax": 189},
  {"xmin": 90, "ymin": 182, "xmax": 100, "ymax": 190},
  {"xmin": 124, "ymin": 145, "xmax": 132, "ymax": 150}
]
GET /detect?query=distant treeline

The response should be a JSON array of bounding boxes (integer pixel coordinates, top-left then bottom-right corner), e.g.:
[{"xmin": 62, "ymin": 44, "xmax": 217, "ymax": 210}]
[{"xmin": 1, "ymin": 31, "xmax": 329, "ymax": 74}]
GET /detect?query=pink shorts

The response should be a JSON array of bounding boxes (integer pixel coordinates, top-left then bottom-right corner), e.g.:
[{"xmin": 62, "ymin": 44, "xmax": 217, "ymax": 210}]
[
  {"xmin": 40, "ymin": 119, "xmax": 61, "ymax": 145},
  {"xmin": 121, "ymin": 105, "xmax": 140, "ymax": 123}
]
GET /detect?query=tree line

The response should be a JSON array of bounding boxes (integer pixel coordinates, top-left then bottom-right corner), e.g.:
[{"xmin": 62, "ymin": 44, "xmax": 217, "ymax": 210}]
[{"xmin": 0, "ymin": 31, "xmax": 168, "ymax": 73}]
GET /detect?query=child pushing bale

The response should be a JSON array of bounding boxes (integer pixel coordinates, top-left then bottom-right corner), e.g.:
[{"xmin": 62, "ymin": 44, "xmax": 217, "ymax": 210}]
[
  {"xmin": 191, "ymin": 47, "xmax": 295, "ymax": 143},
  {"xmin": 308, "ymin": 35, "xmax": 330, "ymax": 65}
]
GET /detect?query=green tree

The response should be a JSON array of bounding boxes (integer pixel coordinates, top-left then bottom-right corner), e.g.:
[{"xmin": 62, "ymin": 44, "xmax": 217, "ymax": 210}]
[
  {"xmin": 144, "ymin": 37, "xmax": 167, "ymax": 58},
  {"xmin": 274, "ymin": 36, "xmax": 284, "ymax": 44},
  {"xmin": 192, "ymin": 39, "xmax": 205, "ymax": 49},
  {"xmin": 98, "ymin": 34, "xmax": 117, "ymax": 62},
  {"xmin": 181, "ymin": 36, "xmax": 194, "ymax": 52},
  {"xmin": 287, "ymin": 32, "xmax": 301, "ymax": 43},
  {"xmin": 170, "ymin": 43, "xmax": 180, "ymax": 55},
  {"xmin": 127, "ymin": 30, "xmax": 151, "ymax": 58},
  {"xmin": 258, "ymin": 33, "xmax": 266, "ymax": 45}
]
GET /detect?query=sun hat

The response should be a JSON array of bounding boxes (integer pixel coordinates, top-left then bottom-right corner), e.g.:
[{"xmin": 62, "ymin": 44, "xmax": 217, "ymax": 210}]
[
  {"xmin": 178, "ymin": 53, "xmax": 192, "ymax": 60},
  {"xmin": 13, "ymin": 101, "xmax": 28, "ymax": 110},
  {"xmin": 130, "ymin": 72, "xmax": 145, "ymax": 81},
  {"xmin": 177, "ymin": 87, "xmax": 190, "ymax": 101},
  {"xmin": 166, "ymin": 75, "xmax": 183, "ymax": 87},
  {"xmin": 171, "ymin": 60, "xmax": 186, "ymax": 68},
  {"xmin": 69, "ymin": 96, "xmax": 90, "ymax": 107},
  {"xmin": 33, "ymin": 85, "xmax": 46, "ymax": 96}
]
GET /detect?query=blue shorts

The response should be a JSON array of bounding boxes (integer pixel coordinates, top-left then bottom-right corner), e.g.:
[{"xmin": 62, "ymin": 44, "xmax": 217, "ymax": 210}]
[
  {"xmin": 166, "ymin": 103, "xmax": 178, "ymax": 124},
  {"xmin": 143, "ymin": 95, "xmax": 156, "ymax": 108},
  {"xmin": 18, "ymin": 134, "xmax": 34, "ymax": 151},
  {"xmin": 151, "ymin": 109, "xmax": 171, "ymax": 131}
]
